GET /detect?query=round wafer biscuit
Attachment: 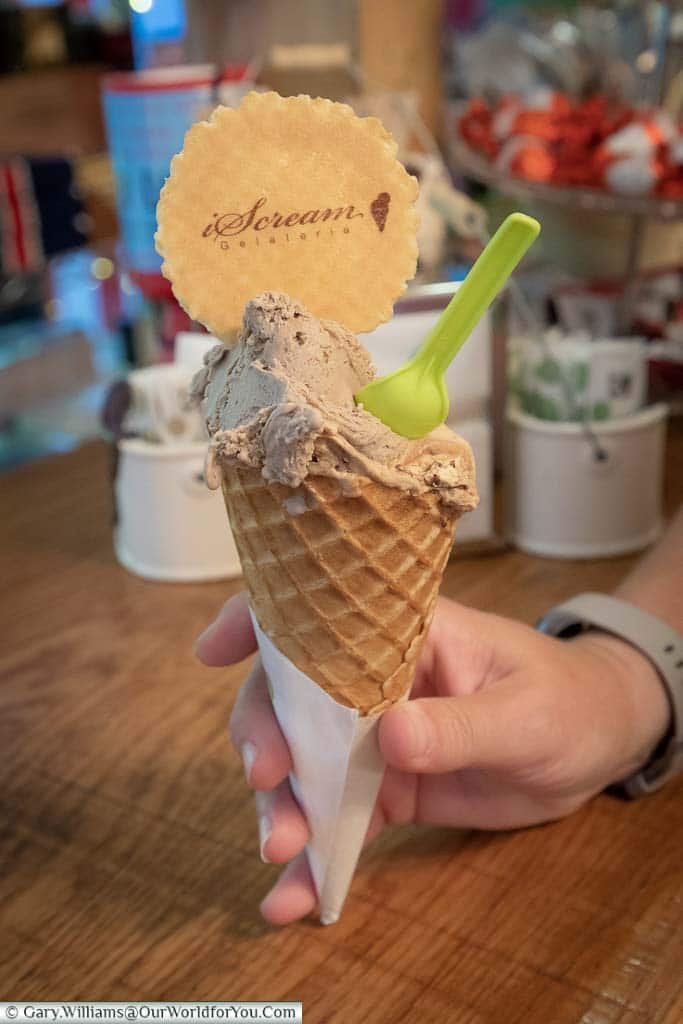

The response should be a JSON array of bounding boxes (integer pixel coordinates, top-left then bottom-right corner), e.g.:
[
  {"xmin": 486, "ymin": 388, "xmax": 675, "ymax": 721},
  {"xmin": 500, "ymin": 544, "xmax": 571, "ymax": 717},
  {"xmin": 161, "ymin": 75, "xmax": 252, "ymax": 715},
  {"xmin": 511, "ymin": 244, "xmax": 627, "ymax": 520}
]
[{"xmin": 155, "ymin": 91, "xmax": 419, "ymax": 339}]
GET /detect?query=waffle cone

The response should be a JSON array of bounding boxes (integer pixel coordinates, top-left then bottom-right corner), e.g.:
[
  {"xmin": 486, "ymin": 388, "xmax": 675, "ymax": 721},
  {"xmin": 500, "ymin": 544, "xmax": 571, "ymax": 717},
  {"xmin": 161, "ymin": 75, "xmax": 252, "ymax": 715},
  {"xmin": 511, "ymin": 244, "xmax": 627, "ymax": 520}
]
[{"xmin": 221, "ymin": 465, "xmax": 460, "ymax": 714}]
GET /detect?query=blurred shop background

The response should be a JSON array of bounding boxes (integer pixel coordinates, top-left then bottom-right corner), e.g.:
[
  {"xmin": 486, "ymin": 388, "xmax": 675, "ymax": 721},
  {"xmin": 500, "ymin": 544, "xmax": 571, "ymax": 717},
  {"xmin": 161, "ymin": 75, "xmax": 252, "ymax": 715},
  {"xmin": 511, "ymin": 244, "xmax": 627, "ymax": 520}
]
[{"xmin": 1, "ymin": 0, "xmax": 682, "ymax": 573}]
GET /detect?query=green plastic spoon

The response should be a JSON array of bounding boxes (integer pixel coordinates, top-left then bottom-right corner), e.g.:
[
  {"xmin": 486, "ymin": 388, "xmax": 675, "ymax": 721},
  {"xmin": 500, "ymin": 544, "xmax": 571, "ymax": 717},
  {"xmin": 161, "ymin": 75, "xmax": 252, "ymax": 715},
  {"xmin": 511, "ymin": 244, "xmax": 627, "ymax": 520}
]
[{"xmin": 355, "ymin": 212, "xmax": 541, "ymax": 438}]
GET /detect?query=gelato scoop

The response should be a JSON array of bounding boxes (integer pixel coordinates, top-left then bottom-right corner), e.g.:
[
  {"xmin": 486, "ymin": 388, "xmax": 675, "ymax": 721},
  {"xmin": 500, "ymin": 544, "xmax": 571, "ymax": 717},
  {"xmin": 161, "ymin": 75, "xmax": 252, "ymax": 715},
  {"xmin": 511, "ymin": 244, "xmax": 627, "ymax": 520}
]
[{"xmin": 190, "ymin": 291, "xmax": 478, "ymax": 512}]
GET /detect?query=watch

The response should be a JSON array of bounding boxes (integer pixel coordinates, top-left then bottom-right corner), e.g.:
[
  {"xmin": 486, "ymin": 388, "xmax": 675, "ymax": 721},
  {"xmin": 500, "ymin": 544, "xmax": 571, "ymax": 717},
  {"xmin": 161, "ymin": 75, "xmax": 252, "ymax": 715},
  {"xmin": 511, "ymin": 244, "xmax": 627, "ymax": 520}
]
[{"xmin": 536, "ymin": 593, "xmax": 683, "ymax": 798}]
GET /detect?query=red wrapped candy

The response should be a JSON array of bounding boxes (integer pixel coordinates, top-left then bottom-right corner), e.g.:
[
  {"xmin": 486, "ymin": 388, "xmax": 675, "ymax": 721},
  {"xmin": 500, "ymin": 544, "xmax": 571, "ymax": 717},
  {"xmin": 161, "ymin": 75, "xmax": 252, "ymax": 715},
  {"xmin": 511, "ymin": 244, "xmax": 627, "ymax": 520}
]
[
  {"xmin": 458, "ymin": 98, "xmax": 498, "ymax": 160},
  {"xmin": 496, "ymin": 136, "xmax": 555, "ymax": 183}
]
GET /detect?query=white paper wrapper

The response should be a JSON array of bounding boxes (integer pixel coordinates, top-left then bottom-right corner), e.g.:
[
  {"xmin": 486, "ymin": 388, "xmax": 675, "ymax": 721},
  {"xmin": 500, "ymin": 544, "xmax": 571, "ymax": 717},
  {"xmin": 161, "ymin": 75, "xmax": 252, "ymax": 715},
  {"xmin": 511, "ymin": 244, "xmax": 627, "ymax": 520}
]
[{"xmin": 250, "ymin": 611, "xmax": 385, "ymax": 925}]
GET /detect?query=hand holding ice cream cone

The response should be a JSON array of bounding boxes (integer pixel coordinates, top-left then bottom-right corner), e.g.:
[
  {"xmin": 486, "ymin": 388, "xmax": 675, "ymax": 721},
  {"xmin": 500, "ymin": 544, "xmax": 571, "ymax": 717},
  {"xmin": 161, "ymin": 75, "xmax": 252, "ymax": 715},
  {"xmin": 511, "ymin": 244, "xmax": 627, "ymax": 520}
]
[{"xmin": 157, "ymin": 90, "xmax": 481, "ymax": 923}]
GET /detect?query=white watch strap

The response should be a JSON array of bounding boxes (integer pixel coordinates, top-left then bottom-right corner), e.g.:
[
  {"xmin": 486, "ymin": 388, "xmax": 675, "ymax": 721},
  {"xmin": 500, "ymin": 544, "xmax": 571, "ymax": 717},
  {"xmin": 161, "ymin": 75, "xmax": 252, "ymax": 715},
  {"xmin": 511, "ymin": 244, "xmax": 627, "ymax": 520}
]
[{"xmin": 537, "ymin": 593, "xmax": 683, "ymax": 797}]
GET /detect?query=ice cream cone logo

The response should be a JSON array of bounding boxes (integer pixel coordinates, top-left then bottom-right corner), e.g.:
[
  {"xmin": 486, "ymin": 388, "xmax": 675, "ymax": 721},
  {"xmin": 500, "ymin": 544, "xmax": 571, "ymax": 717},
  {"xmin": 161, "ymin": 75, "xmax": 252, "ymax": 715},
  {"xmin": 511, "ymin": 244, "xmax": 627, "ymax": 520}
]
[{"xmin": 370, "ymin": 192, "xmax": 390, "ymax": 232}]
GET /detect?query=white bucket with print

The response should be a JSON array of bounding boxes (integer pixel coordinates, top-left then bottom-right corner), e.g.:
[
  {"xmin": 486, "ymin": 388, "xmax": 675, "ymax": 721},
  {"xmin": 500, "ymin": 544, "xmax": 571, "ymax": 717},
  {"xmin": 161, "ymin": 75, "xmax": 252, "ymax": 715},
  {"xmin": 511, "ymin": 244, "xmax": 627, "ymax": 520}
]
[{"xmin": 511, "ymin": 334, "xmax": 647, "ymax": 422}]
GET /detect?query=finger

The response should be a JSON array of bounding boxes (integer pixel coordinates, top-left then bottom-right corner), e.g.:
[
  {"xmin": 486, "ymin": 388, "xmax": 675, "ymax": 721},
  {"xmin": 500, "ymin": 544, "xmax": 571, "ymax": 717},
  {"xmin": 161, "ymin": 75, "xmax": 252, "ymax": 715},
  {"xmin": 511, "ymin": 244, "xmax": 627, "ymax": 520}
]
[
  {"xmin": 355, "ymin": 764, "xmax": 418, "ymax": 849},
  {"xmin": 229, "ymin": 660, "xmax": 292, "ymax": 789},
  {"xmin": 255, "ymin": 783, "xmax": 310, "ymax": 865},
  {"xmin": 409, "ymin": 613, "xmax": 438, "ymax": 700},
  {"xmin": 375, "ymin": 764, "xmax": 418, "ymax": 828},
  {"xmin": 196, "ymin": 592, "xmax": 256, "ymax": 666},
  {"xmin": 260, "ymin": 852, "xmax": 317, "ymax": 926},
  {"xmin": 363, "ymin": 802, "xmax": 385, "ymax": 847},
  {"xmin": 409, "ymin": 598, "xmax": 493, "ymax": 700},
  {"xmin": 379, "ymin": 682, "xmax": 539, "ymax": 775},
  {"xmin": 411, "ymin": 597, "xmax": 536, "ymax": 699}
]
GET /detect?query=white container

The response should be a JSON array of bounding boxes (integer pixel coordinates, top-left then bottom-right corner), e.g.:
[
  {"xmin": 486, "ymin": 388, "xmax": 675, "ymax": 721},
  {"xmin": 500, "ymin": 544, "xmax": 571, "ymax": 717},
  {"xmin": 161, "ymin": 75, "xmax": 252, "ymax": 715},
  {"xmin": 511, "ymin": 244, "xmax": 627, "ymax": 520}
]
[
  {"xmin": 505, "ymin": 403, "xmax": 668, "ymax": 558},
  {"xmin": 115, "ymin": 439, "xmax": 241, "ymax": 581},
  {"xmin": 125, "ymin": 364, "xmax": 203, "ymax": 444}
]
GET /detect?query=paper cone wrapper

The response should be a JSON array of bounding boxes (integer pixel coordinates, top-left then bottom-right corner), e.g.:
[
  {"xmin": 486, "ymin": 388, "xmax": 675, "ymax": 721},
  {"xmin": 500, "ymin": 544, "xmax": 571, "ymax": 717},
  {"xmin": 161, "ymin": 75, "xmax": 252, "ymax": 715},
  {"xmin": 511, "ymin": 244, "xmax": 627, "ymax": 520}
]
[{"xmin": 251, "ymin": 611, "xmax": 385, "ymax": 925}]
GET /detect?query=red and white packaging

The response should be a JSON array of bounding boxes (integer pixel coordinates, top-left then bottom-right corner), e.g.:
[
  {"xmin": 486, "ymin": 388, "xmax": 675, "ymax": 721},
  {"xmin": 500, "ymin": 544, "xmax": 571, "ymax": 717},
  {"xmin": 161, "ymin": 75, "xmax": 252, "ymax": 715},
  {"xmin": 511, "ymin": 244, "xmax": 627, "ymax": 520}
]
[
  {"xmin": 602, "ymin": 112, "xmax": 675, "ymax": 158},
  {"xmin": 495, "ymin": 135, "xmax": 555, "ymax": 182},
  {"xmin": 491, "ymin": 95, "xmax": 522, "ymax": 140},
  {"xmin": 604, "ymin": 155, "xmax": 661, "ymax": 196},
  {"xmin": 667, "ymin": 135, "xmax": 683, "ymax": 167}
]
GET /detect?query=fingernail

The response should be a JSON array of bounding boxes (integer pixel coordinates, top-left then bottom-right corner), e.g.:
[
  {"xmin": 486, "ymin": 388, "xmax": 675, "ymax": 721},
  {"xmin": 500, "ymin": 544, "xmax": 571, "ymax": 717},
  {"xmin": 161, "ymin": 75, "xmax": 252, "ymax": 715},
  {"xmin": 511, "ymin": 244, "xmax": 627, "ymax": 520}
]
[
  {"xmin": 255, "ymin": 791, "xmax": 272, "ymax": 863},
  {"xmin": 195, "ymin": 613, "xmax": 222, "ymax": 654},
  {"xmin": 241, "ymin": 741, "xmax": 258, "ymax": 784}
]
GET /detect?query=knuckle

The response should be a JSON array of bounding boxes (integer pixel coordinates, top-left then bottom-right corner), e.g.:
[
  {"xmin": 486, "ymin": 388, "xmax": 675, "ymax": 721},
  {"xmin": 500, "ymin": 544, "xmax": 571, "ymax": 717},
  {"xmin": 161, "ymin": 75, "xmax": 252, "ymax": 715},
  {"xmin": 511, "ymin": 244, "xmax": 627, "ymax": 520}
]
[{"xmin": 519, "ymin": 684, "xmax": 574, "ymax": 771}]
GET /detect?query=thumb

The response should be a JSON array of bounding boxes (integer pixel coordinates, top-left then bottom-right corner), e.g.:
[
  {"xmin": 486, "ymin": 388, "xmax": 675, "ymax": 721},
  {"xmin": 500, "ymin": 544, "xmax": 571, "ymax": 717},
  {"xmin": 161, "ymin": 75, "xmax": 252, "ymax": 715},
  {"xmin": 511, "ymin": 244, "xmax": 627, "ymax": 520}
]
[{"xmin": 379, "ymin": 684, "xmax": 537, "ymax": 775}]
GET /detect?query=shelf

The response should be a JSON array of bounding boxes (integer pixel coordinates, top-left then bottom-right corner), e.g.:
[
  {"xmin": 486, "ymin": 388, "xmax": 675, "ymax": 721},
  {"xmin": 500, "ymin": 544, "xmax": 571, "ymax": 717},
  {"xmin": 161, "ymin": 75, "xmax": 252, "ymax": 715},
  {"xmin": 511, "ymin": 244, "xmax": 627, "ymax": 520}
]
[{"xmin": 447, "ymin": 136, "xmax": 683, "ymax": 221}]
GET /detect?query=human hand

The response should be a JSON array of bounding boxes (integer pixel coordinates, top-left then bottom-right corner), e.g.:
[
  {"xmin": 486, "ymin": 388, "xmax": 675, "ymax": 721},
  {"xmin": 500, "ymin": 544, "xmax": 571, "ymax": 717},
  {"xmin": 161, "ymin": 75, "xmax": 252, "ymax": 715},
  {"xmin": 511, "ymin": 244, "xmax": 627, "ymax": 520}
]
[{"xmin": 196, "ymin": 592, "xmax": 669, "ymax": 925}]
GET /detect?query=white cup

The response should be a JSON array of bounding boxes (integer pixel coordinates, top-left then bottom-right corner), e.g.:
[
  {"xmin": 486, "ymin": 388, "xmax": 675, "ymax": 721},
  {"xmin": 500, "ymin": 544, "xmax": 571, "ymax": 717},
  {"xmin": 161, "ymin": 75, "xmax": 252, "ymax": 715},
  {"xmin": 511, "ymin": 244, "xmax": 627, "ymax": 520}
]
[{"xmin": 115, "ymin": 439, "xmax": 241, "ymax": 581}]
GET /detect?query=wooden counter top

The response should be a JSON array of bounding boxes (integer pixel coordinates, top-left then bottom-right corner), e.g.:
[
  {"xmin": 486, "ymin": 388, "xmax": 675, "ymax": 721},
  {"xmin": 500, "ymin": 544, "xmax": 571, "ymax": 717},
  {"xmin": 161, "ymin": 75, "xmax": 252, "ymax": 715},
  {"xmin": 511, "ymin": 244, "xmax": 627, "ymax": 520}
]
[{"xmin": 2, "ymin": 425, "xmax": 682, "ymax": 1023}]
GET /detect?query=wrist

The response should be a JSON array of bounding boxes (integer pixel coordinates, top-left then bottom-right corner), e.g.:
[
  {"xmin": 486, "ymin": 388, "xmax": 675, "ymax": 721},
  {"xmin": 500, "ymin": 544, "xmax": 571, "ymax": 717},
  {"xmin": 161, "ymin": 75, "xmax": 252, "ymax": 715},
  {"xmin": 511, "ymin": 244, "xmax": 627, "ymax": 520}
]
[{"xmin": 573, "ymin": 630, "xmax": 671, "ymax": 781}]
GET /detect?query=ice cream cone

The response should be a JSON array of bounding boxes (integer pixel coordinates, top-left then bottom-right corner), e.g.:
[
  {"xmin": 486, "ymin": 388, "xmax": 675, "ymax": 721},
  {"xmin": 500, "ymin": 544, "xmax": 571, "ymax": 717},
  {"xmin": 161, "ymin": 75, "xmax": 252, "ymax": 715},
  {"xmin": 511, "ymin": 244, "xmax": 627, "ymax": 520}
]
[
  {"xmin": 222, "ymin": 464, "xmax": 462, "ymax": 922},
  {"xmin": 222, "ymin": 465, "xmax": 459, "ymax": 714}
]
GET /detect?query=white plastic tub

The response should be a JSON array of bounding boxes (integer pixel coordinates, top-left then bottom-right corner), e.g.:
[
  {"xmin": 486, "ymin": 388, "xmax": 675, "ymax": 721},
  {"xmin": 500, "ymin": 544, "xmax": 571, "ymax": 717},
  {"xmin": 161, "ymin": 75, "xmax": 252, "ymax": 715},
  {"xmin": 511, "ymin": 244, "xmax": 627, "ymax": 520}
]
[
  {"xmin": 505, "ymin": 403, "xmax": 668, "ymax": 558},
  {"xmin": 115, "ymin": 439, "xmax": 241, "ymax": 581}
]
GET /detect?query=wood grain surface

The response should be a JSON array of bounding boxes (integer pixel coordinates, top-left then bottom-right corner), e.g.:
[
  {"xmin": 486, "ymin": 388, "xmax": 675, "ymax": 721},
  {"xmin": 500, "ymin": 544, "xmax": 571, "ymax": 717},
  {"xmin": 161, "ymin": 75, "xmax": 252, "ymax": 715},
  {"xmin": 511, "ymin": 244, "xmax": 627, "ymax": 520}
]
[{"xmin": 1, "ymin": 426, "xmax": 682, "ymax": 1023}]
